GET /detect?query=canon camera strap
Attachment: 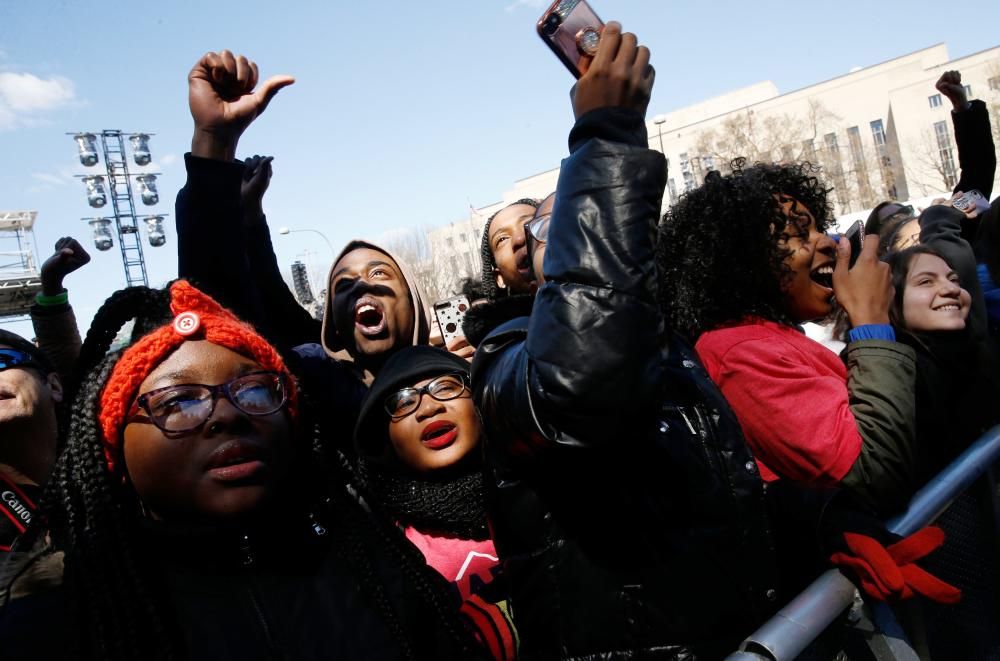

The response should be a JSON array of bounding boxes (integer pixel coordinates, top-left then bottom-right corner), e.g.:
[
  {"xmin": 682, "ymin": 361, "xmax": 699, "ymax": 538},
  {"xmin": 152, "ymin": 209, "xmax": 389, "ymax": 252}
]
[{"xmin": 0, "ymin": 474, "xmax": 40, "ymax": 552}]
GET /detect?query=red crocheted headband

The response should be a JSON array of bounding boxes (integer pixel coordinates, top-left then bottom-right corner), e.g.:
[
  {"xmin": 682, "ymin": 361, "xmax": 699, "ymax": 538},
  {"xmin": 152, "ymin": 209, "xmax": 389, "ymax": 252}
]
[{"xmin": 98, "ymin": 280, "xmax": 298, "ymax": 473}]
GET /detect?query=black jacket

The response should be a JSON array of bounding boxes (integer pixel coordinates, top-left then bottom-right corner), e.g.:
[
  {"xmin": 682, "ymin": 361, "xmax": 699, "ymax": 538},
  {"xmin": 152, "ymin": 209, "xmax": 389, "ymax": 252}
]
[
  {"xmin": 175, "ymin": 156, "xmax": 366, "ymax": 451},
  {"xmin": 907, "ymin": 205, "xmax": 1000, "ymax": 479},
  {"xmin": 472, "ymin": 109, "xmax": 781, "ymax": 660},
  {"xmin": 0, "ymin": 493, "xmax": 484, "ymax": 660}
]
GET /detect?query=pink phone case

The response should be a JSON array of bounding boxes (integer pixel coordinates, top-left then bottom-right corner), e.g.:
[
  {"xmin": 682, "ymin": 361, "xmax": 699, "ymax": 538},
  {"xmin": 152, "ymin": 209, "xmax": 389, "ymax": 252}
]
[{"xmin": 537, "ymin": 0, "xmax": 604, "ymax": 78}]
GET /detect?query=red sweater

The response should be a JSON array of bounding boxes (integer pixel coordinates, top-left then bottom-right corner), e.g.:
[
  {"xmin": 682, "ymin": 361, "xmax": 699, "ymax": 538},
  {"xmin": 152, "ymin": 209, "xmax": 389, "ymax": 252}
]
[{"xmin": 695, "ymin": 319, "xmax": 862, "ymax": 484}]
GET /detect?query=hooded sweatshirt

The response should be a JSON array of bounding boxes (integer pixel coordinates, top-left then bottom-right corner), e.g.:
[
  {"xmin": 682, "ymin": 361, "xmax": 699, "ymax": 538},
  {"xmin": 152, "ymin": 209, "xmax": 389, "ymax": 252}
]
[{"xmin": 317, "ymin": 239, "xmax": 431, "ymax": 384}]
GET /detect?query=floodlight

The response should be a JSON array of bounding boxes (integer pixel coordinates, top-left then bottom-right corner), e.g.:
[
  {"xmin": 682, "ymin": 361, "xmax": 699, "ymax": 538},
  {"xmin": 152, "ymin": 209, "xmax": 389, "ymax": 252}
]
[
  {"xmin": 136, "ymin": 174, "xmax": 159, "ymax": 205},
  {"xmin": 129, "ymin": 133, "xmax": 152, "ymax": 166},
  {"xmin": 82, "ymin": 176, "xmax": 107, "ymax": 208},
  {"xmin": 143, "ymin": 215, "xmax": 166, "ymax": 247},
  {"xmin": 88, "ymin": 218, "xmax": 114, "ymax": 251},
  {"xmin": 73, "ymin": 133, "xmax": 99, "ymax": 166}
]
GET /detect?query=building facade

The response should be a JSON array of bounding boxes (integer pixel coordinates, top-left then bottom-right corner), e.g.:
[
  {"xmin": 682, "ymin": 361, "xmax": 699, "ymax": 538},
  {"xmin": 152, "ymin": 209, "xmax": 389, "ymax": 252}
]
[{"xmin": 421, "ymin": 42, "xmax": 1000, "ymax": 300}]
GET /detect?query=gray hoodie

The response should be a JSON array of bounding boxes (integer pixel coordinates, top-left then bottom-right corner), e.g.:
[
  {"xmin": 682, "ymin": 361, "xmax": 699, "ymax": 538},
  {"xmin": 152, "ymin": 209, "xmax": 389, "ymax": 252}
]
[{"xmin": 319, "ymin": 239, "xmax": 430, "ymax": 382}]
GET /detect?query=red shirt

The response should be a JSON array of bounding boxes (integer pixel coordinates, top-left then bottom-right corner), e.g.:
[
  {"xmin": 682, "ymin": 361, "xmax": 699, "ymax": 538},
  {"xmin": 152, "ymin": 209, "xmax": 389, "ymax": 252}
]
[
  {"xmin": 404, "ymin": 527, "xmax": 501, "ymax": 602},
  {"xmin": 695, "ymin": 319, "xmax": 862, "ymax": 484}
]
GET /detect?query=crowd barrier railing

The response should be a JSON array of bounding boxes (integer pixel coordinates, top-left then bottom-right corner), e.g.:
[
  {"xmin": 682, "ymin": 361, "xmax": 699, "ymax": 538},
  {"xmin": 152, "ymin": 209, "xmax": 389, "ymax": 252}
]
[{"xmin": 726, "ymin": 424, "xmax": 1000, "ymax": 661}]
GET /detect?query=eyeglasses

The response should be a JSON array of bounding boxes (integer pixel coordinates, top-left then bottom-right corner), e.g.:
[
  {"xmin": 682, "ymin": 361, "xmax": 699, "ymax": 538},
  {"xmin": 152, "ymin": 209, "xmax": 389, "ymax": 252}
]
[
  {"xmin": 131, "ymin": 371, "xmax": 288, "ymax": 433},
  {"xmin": 384, "ymin": 373, "xmax": 470, "ymax": 420},
  {"xmin": 0, "ymin": 349, "xmax": 39, "ymax": 373},
  {"xmin": 525, "ymin": 214, "xmax": 551, "ymax": 244},
  {"xmin": 879, "ymin": 204, "xmax": 914, "ymax": 224}
]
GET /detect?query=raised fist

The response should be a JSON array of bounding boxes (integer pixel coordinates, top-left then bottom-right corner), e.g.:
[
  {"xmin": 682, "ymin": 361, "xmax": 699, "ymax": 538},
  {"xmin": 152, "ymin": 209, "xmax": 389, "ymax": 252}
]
[
  {"xmin": 189, "ymin": 50, "xmax": 294, "ymax": 160},
  {"xmin": 572, "ymin": 22, "xmax": 654, "ymax": 120},
  {"xmin": 40, "ymin": 236, "xmax": 91, "ymax": 295},
  {"xmin": 935, "ymin": 70, "xmax": 969, "ymax": 111}
]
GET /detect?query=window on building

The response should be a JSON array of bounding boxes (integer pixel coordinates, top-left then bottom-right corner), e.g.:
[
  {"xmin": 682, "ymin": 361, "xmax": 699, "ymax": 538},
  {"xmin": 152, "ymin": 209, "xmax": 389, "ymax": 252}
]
[
  {"xmin": 990, "ymin": 77, "xmax": 1000, "ymax": 92},
  {"xmin": 847, "ymin": 126, "xmax": 874, "ymax": 208},
  {"xmin": 667, "ymin": 178, "xmax": 677, "ymax": 203},
  {"xmin": 824, "ymin": 132, "xmax": 840, "ymax": 154},
  {"xmin": 870, "ymin": 119, "xmax": 886, "ymax": 146},
  {"xmin": 934, "ymin": 120, "xmax": 958, "ymax": 189},
  {"xmin": 447, "ymin": 237, "xmax": 454, "ymax": 249},
  {"xmin": 963, "ymin": 84, "xmax": 972, "ymax": 97},
  {"xmin": 823, "ymin": 132, "xmax": 850, "ymax": 212},
  {"xmin": 682, "ymin": 171, "xmax": 695, "ymax": 192},
  {"xmin": 702, "ymin": 155, "xmax": 715, "ymax": 172},
  {"xmin": 801, "ymin": 139, "xmax": 817, "ymax": 163},
  {"xmin": 928, "ymin": 94, "xmax": 942, "ymax": 108}
]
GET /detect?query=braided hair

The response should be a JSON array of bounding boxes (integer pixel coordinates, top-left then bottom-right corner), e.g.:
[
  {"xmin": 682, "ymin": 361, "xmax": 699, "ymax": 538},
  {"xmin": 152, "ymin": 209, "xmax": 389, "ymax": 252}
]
[
  {"xmin": 657, "ymin": 160, "xmax": 833, "ymax": 338},
  {"xmin": 26, "ymin": 284, "xmax": 484, "ymax": 660},
  {"xmin": 479, "ymin": 198, "xmax": 539, "ymax": 301}
]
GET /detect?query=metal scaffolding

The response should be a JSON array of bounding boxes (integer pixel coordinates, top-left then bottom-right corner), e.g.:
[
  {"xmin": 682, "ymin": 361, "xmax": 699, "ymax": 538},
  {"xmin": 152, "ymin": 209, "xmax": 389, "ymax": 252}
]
[
  {"xmin": 0, "ymin": 211, "xmax": 41, "ymax": 320},
  {"xmin": 73, "ymin": 130, "xmax": 165, "ymax": 288}
]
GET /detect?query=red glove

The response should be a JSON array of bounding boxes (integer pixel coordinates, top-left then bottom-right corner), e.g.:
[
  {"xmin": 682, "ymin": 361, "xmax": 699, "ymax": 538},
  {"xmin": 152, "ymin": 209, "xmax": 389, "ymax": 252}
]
[{"xmin": 829, "ymin": 526, "xmax": 961, "ymax": 604}]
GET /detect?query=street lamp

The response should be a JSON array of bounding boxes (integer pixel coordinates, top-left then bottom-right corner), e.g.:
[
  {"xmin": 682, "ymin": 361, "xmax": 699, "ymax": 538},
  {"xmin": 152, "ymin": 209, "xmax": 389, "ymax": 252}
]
[
  {"xmin": 278, "ymin": 227, "xmax": 336, "ymax": 257},
  {"xmin": 652, "ymin": 114, "xmax": 667, "ymax": 154}
]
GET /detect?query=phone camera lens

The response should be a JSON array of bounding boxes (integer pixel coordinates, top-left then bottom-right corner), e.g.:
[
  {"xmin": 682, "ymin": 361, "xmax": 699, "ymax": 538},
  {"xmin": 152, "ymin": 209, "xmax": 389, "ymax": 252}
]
[
  {"xmin": 446, "ymin": 322, "xmax": 457, "ymax": 333},
  {"xmin": 543, "ymin": 13, "xmax": 562, "ymax": 36}
]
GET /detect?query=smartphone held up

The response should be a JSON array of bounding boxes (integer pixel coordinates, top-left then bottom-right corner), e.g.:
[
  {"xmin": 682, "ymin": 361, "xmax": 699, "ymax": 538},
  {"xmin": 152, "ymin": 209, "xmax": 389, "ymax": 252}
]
[{"xmin": 537, "ymin": 0, "xmax": 604, "ymax": 78}]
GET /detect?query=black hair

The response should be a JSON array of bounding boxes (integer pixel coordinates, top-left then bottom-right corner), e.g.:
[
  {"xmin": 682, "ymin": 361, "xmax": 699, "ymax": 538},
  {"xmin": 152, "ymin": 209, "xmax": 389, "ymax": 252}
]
[
  {"xmin": 877, "ymin": 214, "xmax": 918, "ymax": 259},
  {"xmin": 16, "ymin": 285, "xmax": 482, "ymax": 660},
  {"xmin": 479, "ymin": 198, "xmax": 539, "ymax": 301},
  {"xmin": 458, "ymin": 277, "xmax": 487, "ymax": 304},
  {"xmin": 885, "ymin": 244, "xmax": 958, "ymax": 330},
  {"xmin": 657, "ymin": 160, "xmax": 833, "ymax": 338}
]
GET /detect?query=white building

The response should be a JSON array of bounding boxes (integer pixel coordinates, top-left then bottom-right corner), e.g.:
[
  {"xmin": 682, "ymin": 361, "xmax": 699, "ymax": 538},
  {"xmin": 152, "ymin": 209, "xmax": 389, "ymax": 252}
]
[{"xmin": 423, "ymin": 42, "xmax": 1000, "ymax": 297}]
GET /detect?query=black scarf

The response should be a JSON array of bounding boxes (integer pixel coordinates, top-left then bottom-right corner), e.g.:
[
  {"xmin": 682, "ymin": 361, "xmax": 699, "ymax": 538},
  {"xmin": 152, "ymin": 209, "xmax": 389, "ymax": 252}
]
[{"xmin": 358, "ymin": 459, "xmax": 490, "ymax": 541}]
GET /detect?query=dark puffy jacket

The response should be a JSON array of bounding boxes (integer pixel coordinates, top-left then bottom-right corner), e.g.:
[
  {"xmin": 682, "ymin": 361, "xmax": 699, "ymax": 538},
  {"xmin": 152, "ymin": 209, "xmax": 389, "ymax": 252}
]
[
  {"xmin": 472, "ymin": 109, "xmax": 781, "ymax": 660},
  {"xmin": 0, "ymin": 494, "xmax": 485, "ymax": 661}
]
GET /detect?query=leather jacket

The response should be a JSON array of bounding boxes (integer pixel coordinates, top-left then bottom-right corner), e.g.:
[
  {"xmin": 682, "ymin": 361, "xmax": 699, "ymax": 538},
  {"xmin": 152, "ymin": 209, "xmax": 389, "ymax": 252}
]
[{"xmin": 472, "ymin": 109, "xmax": 781, "ymax": 660}]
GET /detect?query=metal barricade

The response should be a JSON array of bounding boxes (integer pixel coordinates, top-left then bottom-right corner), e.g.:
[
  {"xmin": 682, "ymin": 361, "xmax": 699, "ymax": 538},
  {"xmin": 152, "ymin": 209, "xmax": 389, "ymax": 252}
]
[{"xmin": 727, "ymin": 424, "xmax": 1000, "ymax": 661}]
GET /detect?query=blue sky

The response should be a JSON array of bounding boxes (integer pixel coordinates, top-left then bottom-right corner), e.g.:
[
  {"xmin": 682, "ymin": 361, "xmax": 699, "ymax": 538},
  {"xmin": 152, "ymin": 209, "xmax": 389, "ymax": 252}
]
[{"xmin": 2, "ymin": 0, "xmax": 999, "ymax": 338}]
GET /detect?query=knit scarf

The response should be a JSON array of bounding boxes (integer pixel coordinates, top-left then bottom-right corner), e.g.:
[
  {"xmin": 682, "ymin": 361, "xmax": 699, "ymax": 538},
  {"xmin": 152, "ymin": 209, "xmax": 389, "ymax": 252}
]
[{"xmin": 358, "ymin": 459, "xmax": 490, "ymax": 541}]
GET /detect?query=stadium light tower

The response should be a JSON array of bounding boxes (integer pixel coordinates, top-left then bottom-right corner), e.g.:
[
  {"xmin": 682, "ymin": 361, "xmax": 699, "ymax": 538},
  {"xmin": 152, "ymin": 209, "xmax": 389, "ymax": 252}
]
[{"xmin": 70, "ymin": 130, "xmax": 168, "ymax": 287}]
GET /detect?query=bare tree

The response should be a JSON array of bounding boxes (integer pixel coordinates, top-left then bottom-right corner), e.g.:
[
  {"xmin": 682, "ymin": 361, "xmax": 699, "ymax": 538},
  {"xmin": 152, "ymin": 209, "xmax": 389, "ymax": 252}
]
[
  {"xmin": 690, "ymin": 100, "xmax": 898, "ymax": 215},
  {"xmin": 904, "ymin": 128, "xmax": 958, "ymax": 197}
]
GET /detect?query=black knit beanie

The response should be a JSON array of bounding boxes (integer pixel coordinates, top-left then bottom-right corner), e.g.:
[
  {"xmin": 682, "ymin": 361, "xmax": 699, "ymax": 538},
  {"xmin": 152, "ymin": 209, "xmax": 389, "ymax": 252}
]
[{"xmin": 354, "ymin": 345, "xmax": 471, "ymax": 460}]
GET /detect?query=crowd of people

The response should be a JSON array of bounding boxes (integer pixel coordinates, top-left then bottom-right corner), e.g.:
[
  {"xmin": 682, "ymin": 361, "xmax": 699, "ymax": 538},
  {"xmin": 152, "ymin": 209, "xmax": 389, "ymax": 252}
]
[{"xmin": 1, "ymin": 21, "xmax": 999, "ymax": 660}]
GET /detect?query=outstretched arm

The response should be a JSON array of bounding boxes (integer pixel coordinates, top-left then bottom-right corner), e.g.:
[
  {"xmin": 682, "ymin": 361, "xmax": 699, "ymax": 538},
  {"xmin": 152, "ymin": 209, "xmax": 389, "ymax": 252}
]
[
  {"xmin": 937, "ymin": 71, "xmax": 996, "ymax": 198},
  {"xmin": 175, "ymin": 50, "xmax": 300, "ymax": 337},
  {"xmin": 475, "ymin": 23, "xmax": 667, "ymax": 450}
]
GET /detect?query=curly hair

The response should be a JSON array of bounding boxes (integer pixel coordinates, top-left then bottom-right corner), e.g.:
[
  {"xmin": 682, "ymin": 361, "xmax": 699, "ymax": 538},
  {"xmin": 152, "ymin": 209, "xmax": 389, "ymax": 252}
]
[
  {"xmin": 657, "ymin": 160, "xmax": 834, "ymax": 338},
  {"xmin": 479, "ymin": 198, "xmax": 539, "ymax": 301},
  {"xmin": 16, "ymin": 285, "xmax": 482, "ymax": 660}
]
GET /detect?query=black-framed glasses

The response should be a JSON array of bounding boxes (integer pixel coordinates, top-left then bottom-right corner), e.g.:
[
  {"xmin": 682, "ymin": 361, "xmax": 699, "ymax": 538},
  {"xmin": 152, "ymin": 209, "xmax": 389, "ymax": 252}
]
[
  {"xmin": 131, "ymin": 371, "xmax": 288, "ymax": 433},
  {"xmin": 0, "ymin": 349, "xmax": 39, "ymax": 373},
  {"xmin": 525, "ymin": 214, "xmax": 551, "ymax": 245},
  {"xmin": 384, "ymin": 373, "xmax": 470, "ymax": 420}
]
